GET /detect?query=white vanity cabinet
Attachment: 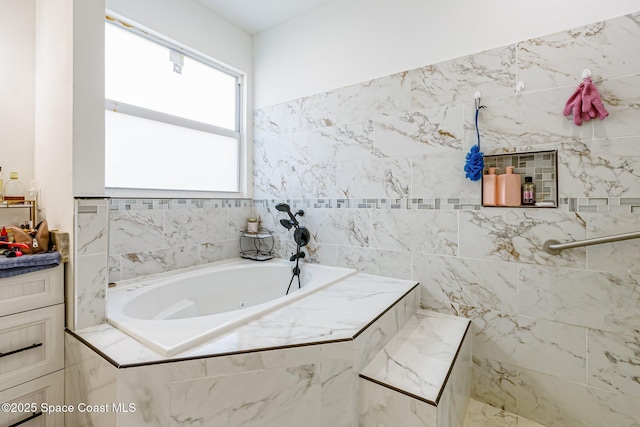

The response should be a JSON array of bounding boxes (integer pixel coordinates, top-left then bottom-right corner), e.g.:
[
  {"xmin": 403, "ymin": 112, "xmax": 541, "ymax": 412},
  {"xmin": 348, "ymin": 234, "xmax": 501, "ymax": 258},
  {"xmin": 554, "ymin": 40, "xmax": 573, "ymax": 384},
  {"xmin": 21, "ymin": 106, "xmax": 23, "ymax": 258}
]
[{"xmin": 0, "ymin": 265, "xmax": 65, "ymax": 427}]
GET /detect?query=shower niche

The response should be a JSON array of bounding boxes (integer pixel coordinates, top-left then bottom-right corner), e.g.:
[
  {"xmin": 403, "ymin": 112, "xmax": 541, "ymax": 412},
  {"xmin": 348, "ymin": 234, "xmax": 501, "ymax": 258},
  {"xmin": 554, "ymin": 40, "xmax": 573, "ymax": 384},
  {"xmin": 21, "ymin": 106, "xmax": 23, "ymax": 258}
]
[{"xmin": 481, "ymin": 150, "xmax": 558, "ymax": 208}]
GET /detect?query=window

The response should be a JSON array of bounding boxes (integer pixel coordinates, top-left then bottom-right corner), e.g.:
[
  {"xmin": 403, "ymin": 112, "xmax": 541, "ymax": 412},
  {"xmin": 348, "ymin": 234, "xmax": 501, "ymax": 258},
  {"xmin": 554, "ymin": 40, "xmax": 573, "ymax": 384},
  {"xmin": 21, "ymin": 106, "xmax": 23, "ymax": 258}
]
[{"xmin": 104, "ymin": 17, "xmax": 244, "ymax": 194}]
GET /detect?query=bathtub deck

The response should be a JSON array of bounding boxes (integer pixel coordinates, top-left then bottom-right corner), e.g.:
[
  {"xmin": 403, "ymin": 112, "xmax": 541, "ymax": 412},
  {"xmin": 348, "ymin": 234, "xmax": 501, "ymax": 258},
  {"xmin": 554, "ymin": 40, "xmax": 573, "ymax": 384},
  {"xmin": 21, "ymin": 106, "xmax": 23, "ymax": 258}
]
[{"xmin": 72, "ymin": 269, "xmax": 418, "ymax": 366}]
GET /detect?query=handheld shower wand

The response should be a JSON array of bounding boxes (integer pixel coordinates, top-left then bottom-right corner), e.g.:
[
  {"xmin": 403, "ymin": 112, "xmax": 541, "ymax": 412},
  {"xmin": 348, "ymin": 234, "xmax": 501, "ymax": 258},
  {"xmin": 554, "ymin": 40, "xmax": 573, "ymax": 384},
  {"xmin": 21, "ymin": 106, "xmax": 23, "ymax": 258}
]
[{"xmin": 275, "ymin": 203, "xmax": 311, "ymax": 294}]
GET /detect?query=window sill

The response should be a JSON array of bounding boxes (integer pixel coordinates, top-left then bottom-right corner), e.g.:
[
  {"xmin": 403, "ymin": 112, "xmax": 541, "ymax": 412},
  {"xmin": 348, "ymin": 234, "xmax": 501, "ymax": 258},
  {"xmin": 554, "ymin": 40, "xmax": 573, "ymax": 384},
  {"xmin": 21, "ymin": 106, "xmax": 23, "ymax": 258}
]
[{"xmin": 104, "ymin": 188, "xmax": 251, "ymax": 200}]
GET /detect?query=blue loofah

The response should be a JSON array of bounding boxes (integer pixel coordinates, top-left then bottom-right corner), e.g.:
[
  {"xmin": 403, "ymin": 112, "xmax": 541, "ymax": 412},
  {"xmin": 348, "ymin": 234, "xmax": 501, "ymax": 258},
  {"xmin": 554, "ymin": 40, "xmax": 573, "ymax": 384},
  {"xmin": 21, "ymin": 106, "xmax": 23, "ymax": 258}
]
[
  {"xmin": 464, "ymin": 105, "xmax": 485, "ymax": 181},
  {"xmin": 464, "ymin": 145, "xmax": 484, "ymax": 181}
]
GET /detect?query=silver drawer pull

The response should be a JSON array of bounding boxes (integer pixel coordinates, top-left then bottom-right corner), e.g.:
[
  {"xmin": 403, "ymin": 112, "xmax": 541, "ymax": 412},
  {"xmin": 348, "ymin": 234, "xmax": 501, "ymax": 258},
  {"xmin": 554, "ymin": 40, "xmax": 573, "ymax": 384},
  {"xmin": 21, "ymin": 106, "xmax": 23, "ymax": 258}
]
[
  {"xmin": 9, "ymin": 411, "xmax": 43, "ymax": 427},
  {"xmin": 0, "ymin": 343, "xmax": 43, "ymax": 359}
]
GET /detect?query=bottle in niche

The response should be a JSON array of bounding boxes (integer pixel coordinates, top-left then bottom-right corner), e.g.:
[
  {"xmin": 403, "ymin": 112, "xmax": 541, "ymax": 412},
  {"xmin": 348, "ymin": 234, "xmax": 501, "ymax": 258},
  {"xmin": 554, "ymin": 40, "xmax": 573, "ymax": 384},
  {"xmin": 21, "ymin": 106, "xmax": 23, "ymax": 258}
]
[
  {"xmin": 522, "ymin": 176, "xmax": 535, "ymax": 205},
  {"xmin": 497, "ymin": 166, "xmax": 521, "ymax": 207},
  {"xmin": 482, "ymin": 167, "xmax": 498, "ymax": 206},
  {"xmin": 4, "ymin": 172, "xmax": 24, "ymax": 201}
]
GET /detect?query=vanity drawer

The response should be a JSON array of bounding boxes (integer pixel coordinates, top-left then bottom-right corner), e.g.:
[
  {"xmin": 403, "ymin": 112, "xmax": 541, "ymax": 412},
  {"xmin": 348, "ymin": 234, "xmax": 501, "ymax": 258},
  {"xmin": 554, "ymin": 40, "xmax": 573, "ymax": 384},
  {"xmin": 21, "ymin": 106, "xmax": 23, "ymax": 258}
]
[
  {"xmin": 0, "ymin": 370, "xmax": 64, "ymax": 427},
  {"xmin": 0, "ymin": 265, "xmax": 64, "ymax": 317},
  {"xmin": 0, "ymin": 304, "xmax": 64, "ymax": 391}
]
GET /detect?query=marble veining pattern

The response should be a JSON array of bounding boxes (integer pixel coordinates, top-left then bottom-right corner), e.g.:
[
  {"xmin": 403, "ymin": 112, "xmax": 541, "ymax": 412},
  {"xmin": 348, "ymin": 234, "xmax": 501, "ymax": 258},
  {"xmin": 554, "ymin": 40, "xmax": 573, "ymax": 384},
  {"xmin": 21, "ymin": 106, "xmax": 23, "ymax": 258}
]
[
  {"xmin": 360, "ymin": 310, "xmax": 469, "ymax": 404},
  {"xmin": 465, "ymin": 88, "xmax": 593, "ymax": 152},
  {"xmin": 336, "ymin": 246, "xmax": 412, "ymax": 280},
  {"xmin": 518, "ymin": 264, "xmax": 640, "ymax": 334},
  {"xmin": 107, "ymin": 200, "xmax": 250, "ymax": 282},
  {"xmin": 412, "ymin": 254, "xmax": 518, "ymax": 315},
  {"xmin": 517, "ymin": 367, "xmax": 640, "ymax": 427},
  {"xmin": 558, "ymin": 137, "xmax": 640, "ymax": 198},
  {"xmin": 247, "ymin": 11, "xmax": 640, "ymax": 427},
  {"xmin": 373, "ymin": 105, "xmax": 464, "ymax": 157},
  {"xmin": 586, "ymin": 212, "xmax": 640, "ymax": 274},
  {"xmin": 371, "ymin": 209, "xmax": 458, "ymax": 255},
  {"xmin": 593, "ymin": 74, "xmax": 640, "ymax": 139},
  {"xmin": 67, "ymin": 10, "xmax": 640, "ymax": 427},
  {"xmin": 308, "ymin": 120, "xmax": 374, "ymax": 164},
  {"xmin": 437, "ymin": 336, "xmax": 471, "ymax": 427},
  {"xmin": 117, "ymin": 359, "xmax": 207, "ymax": 427},
  {"xmin": 587, "ymin": 328, "xmax": 640, "ymax": 399},
  {"xmin": 120, "ymin": 246, "xmax": 201, "ymax": 280},
  {"xmin": 409, "ymin": 44, "xmax": 516, "ymax": 111},
  {"xmin": 458, "ymin": 210, "xmax": 586, "ymax": 267},
  {"xmin": 331, "ymin": 72, "xmax": 411, "ymax": 126},
  {"xmin": 163, "ymin": 207, "xmax": 228, "ymax": 247},
  {"xmin": 335, "ymin": 156, "xmax": 411, "ymax": 199},
  {"xmin": 471, "ymin": 357, "xmax": 518, "ymax": 413},
  {"xmin": 76, "ymin": 270, "xmax": 417, "ymax": 366},
  {"xmin": 253, "ymin": 129, "xmax": 309, "ymax": 199},
  {"xmin": 75, "ymin": 199, "xmax": 110, "ymax": 330},
  {"xmin": 352, "ymin": 287, "xmax": 420, "ymax": 373},
  {"xmin": 65, "ymin": 333, "xmax": 118, "ymax": 426},
  {"xmin": 76, "ymin": 199, "xmax": 109, "ymax": 256},
  {"xmin": 517, "ymin": 12, "xmax": 640, "ymax": 92},
  {"xmin": 302, "ymin": 208, "xmax": 370, "ymax": 247},
  {"xmin": 411, "ymin": 151, "xmax": 479, "ymax": 199},
  {"xmin": 359, "ymin": 377, "xmax": 438, "ymax": 427},
  {"xmin": 471, "ymin": 312, "xmax": 587, "ymax": 383},
  {"xmin": 75, "ymin": 253, "xmax": 108, "ymax": 330},
  {"xmin": 170, "ymin": 364, "xmax": 321, "ymax": 427},
  {"xmin": 109, "ymin": 209, "xmax": 164, "ymax": 256},
  {"xmin": 464, "ymin": 399, "xmax": 546, "ymax": 427},
  {"xmin": 69, "ymin": 277, "xmax": 417, "ymax": 427}
]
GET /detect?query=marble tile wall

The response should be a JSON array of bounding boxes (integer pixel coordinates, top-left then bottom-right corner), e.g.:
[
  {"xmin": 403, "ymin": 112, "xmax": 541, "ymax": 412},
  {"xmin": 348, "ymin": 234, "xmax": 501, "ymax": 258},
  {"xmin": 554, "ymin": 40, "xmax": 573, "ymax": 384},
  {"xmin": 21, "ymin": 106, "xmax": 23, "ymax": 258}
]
[
  {"xmin": 253, "ymin": 11, "xmax": 640, "ymax": 427},
  {"xmin": 72, "ymin": 198, "xmax": 252, "ymax": 330},
  {"xmin": 107, "ymin": 198, "xmax": 252, "ymax": 283},
  {"xmin": 74, "ymin": 198, "xmax": 109, "ymax": 331}
]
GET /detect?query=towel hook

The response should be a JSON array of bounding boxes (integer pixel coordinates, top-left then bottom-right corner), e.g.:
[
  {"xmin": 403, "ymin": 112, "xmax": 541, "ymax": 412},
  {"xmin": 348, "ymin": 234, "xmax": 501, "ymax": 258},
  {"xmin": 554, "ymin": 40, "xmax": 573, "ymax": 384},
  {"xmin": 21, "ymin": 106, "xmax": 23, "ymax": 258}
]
[
  {"xmin": 474, "ymin": 91, "xmax": 482, "ymax": 110},
  {"xmin": 582, "ymin": 68, "xmax": 592, "ymax": 79}
]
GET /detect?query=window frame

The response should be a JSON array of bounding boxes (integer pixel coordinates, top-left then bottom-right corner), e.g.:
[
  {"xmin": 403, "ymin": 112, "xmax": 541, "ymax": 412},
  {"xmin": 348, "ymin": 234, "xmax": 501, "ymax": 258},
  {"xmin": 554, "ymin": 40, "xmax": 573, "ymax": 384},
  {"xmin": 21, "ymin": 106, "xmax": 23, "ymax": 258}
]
[{"xmin": 104, "ymin": 14, "xmax": 249, "ymax": 199}]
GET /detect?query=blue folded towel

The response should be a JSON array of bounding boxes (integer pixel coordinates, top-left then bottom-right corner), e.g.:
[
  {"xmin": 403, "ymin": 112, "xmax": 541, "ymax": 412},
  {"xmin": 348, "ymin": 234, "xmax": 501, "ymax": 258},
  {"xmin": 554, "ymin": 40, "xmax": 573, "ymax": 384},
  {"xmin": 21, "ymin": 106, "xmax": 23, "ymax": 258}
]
[{"xmin": 0, "ymin": 251, "xmax": 61, "ymax": 278}]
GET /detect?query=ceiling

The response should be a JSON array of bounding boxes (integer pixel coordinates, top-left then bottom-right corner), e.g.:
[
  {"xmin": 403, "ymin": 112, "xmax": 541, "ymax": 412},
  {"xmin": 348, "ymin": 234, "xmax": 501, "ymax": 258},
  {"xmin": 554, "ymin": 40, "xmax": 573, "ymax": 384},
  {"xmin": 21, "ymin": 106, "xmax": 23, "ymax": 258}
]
[{"xmin": 196, "ymin": 0, "xmax": 332, "ymax": 34}]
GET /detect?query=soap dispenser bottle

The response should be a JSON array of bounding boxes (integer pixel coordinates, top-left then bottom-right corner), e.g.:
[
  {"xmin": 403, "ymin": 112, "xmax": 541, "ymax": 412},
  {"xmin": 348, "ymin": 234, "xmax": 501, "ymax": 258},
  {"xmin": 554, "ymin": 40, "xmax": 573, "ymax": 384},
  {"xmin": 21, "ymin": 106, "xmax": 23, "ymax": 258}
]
[
  {"xmin": 482, "ymin": 167, "xmax": 498, "ymax": 206},
  {"xmin": 497, "ymin": 166, "xmax": 521, "ymax": 207}
]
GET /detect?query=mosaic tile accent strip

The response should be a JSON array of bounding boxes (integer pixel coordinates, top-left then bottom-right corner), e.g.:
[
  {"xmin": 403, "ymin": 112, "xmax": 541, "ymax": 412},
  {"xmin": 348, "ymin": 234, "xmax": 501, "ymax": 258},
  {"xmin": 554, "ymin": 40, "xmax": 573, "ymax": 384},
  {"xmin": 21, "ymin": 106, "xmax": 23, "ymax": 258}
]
[
  {"xmin": 109, "ymin": 198, "xmax": 253, "ymax": 211},
  {"xmin": 253, "ymin": 197, "xmax": 640, "ymax": 213},
  {"xmin": 104, "ymin": 197, "xmax": 640, "ymax": 213}
]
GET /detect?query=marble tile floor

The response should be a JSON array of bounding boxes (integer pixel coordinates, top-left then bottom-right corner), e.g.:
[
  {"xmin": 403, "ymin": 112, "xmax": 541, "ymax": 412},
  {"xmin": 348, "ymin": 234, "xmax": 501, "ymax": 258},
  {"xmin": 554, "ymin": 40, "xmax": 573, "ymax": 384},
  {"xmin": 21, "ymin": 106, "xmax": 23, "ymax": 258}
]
[{"xmin": 464, "ymin": 399, "xmax": 546, "ymax": 427}]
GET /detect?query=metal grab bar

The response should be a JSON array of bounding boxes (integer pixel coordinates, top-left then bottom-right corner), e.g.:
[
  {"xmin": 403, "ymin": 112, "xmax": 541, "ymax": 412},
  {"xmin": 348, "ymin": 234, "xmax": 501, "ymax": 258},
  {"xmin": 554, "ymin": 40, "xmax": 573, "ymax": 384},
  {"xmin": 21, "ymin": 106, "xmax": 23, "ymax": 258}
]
[{"xmin": 543, "ymin": 231, "xmax": 640, "ymax": 255}]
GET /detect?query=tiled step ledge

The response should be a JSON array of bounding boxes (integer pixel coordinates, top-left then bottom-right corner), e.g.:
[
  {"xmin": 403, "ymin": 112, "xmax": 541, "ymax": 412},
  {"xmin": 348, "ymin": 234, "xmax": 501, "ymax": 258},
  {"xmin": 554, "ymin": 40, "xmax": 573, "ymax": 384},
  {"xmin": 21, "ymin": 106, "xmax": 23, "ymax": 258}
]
[{"xmin": 360, "ymin": 309, "xmax": 470, "ymax": 406}]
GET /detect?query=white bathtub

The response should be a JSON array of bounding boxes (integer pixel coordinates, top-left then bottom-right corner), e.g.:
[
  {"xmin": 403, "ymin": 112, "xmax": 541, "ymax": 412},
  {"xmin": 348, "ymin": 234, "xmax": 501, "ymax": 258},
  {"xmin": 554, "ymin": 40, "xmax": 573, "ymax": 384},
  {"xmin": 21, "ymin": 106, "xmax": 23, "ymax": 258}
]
[{"xmin": 107, "ymin": 258, "xmax": 357, "ymax": 356}]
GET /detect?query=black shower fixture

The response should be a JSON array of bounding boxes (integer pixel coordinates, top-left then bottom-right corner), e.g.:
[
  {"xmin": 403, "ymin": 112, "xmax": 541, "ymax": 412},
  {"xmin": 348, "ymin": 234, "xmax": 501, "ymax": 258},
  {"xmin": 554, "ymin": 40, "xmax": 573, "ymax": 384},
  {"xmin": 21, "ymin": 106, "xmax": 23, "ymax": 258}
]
[
  {"xmin": 279, "ymin": 218, "xmax": 294, "ymax": 230},
  {"xmin": 275, "ymin": 203, "xmax": 304, "ymax": 226},
  {"xmin": 275, "ymin": 202, "xmax": 312, "ymax": 295},
  {"xmin": 275, "ymin": 203, "xmax": 309, "ymax": 247},
  {"xmin": 293, "ymin": 227, "xmax": 310, "ymax": 247}
]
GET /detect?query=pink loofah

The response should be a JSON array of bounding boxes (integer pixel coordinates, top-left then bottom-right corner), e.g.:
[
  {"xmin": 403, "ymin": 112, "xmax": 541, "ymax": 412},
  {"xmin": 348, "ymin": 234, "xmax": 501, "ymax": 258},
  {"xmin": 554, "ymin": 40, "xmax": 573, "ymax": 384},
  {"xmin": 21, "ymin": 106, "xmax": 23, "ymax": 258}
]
[
  {"xmin": 563, "ymin": 81, "xmax": 586, "ymax": 126},
  {"xmin": 564, "ymin": 77, "xmax": 609, "ymax": 126},
  {"xmin": 581, "ymin": 77, "xmax": 609, "ymax": 120}
]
